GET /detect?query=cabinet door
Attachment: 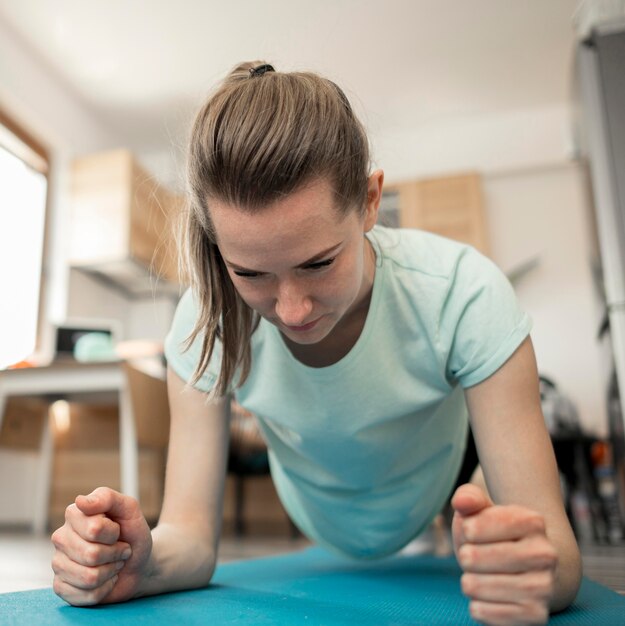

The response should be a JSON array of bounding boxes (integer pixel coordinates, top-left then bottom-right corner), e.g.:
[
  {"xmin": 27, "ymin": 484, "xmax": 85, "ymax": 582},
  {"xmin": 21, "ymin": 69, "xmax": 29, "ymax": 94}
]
[
  {"xmin": 129, "ymin": 159, "xmax": 180, "ymax": 284},
  {"xmin": 70, "ymin": 149, "xmax": 182, "ymax": 293},
  {"xmin": 383, "ymin": 172, "xmax": 489, "ymax": 256},
  {"xmin": 70, "ymin": 150, "xmax": 131, "ymax": 264}
]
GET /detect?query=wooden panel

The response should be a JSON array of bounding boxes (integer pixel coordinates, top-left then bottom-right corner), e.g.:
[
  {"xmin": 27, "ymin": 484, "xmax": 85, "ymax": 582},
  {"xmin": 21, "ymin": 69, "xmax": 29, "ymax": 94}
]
[
  {"xmin": 0, "ymin": 397, "xmax": 47, "ymax": 450},
  {"xmin": 53, "ymin": 402, "xmax": 119, "ymax": 450},
  {"xmin": 221, "ymin": 474, "xmax": 294, "ymax": 537},
  {"xmin": 49, "ymin": 448, "xmax": 166, "ymax": 528},
  {"xmin": 70, "ymin": 149, "xmax": 182, "ymax": 287},
  {"xmin": 383, "ymin": 172, "xmax": 489, "ymax": 256},
  {"xmin": 69, "ymin": 149, "xmax": 131, "ymax": 263},
  {"xmin": 124, "ymin": 363, "xmax": 171, "ymax": 449},
  {"xmin": 416, "ymin": 173, "xmax": 489, "ymax": 255},
  {"xmin": 131, "ymin": 182, "xmax": 181, "ymax": 285}
]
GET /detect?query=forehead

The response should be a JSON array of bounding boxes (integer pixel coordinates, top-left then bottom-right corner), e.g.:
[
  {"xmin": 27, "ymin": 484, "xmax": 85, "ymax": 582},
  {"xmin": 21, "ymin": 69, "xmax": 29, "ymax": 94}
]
[{"xmin": 209, "ymin": 179, "xmax": 357, "ymax": 266}]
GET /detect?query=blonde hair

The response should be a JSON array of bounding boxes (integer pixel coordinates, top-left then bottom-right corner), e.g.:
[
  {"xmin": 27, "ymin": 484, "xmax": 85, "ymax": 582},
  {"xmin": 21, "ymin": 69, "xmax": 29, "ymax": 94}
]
[{"xmin": 181, "ymin": 60, "xmax": 370, "ymax": 397}]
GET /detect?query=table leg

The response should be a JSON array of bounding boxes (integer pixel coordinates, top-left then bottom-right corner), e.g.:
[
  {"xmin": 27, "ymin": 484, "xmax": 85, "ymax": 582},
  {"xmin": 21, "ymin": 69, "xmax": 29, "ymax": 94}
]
[
  {"xmin": 0, "ymin": 386, "xmax": 7, "ymax": 441},
  {"xmin": 33, "ymin": 410, "xmax": 53, "ymax": 535},
  {"xmin": 119, "ymin": 383, "xmax": 139, "ymax": 501}
]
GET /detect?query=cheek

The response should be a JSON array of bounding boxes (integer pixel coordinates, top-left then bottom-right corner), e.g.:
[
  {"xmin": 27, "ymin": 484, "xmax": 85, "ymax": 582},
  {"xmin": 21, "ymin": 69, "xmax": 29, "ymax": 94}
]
[
  {"xmin": 338, "ymin": 252, "xmax": 362, "ymax": 289},
  {"xmin": 322, "ymin": 264, "xmax": 360, "ymax": 305},
  {"xmin": 227, "ymin": 273, "xmax": 273, "ymax": 310},
  {"xmin": 234, "ymin": 284, "xmax": 272, "ymax": 311}
]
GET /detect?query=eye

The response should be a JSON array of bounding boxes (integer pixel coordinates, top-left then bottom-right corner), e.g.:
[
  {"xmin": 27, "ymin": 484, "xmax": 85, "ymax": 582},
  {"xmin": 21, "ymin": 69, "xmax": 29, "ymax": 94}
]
[
  {"xmin": 233, "ymin": 270, "xmax": 262, "ymax": 279},
  {"xmin": 305, "ymin": 258, "xmax": 335, "ymax": 271}
]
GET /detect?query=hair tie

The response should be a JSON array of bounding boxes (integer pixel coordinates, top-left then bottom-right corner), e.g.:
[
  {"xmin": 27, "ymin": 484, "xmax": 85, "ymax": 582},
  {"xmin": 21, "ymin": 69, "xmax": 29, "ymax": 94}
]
[{"xmin": 249, "ymin": 64, "xmax": 275, "ymax": 78}]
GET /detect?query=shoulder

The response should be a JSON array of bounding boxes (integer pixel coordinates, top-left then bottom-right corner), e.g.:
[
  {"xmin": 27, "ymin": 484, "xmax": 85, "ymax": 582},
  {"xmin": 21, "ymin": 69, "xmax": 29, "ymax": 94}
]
[
  {"xmin": 163, "ymin": 288, "xmax": 220, "ymax": 391},
  {"xmin": 165, "ymin": 288, "xmax": 200, "ymax": 344},
  {"xmin": 370, "ymin": 225, "xmax": 491, "ymax": 284},
  {"xmin": 164, "ymin": 288, "xmax": 198, "ymax": 361}
]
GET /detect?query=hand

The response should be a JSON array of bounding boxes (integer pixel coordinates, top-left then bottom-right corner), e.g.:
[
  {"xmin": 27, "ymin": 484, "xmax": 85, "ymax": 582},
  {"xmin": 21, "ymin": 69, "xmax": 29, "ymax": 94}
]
[
  {"xmin": 51, "ymin": 487, "xmax": 153, "ymax": 606},
  {"xmin": 452, "ymin": 484, "xmax": 557, "ymax": 626}
]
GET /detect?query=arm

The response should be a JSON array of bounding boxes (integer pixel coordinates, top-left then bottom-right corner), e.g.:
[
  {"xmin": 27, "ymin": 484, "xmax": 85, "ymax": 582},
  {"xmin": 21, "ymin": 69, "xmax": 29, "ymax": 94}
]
[
  {"xmin": 454, "ymin": 336, "xmax": 581, "ymax": 623},
  {"xmin": 134, "ymin": 366, "xmax": 230, "ymax": 597},
  {"xmin": 51, "ymin": 367, "xmax": 230, "ymax": 605}
]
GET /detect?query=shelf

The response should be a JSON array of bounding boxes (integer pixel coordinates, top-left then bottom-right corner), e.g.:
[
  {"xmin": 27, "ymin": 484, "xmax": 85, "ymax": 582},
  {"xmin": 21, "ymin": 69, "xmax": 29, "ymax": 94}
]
[{"xmin": 71, "ymin": 258, "xmax": 181, "ymax": 300}]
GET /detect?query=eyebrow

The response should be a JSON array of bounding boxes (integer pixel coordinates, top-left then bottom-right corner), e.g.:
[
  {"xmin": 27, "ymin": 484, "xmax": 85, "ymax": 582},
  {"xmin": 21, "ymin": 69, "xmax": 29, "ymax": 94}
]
[{"xmin": 224, "ymin": 242, "xmax": 343, "ymax": 273}]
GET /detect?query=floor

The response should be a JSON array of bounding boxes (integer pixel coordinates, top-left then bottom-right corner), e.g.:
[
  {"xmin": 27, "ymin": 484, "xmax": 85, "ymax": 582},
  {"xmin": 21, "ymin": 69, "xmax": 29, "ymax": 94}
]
[
  {"xmin": 0, "ymin": 529, "xmax": 623, "ymax": 597},
  {"xmin": 577, "ymin": 541, "xmax": 625, "ymax": 596},
  {"xmin": 0, "ymin": 529, "xmax": 311, "ymax": 594}
]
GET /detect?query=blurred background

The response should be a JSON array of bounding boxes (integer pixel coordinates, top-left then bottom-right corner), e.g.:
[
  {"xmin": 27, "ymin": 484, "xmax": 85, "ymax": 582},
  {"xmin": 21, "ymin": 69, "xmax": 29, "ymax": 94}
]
[{"xmin": 1, "ymin": 0, "xmax": 624, "ymax": 596}]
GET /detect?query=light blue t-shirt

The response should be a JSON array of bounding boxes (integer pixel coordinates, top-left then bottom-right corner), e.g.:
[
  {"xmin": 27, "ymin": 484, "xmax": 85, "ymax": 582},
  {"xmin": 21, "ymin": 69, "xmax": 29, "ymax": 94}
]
[{"xmin": 165, "ymin": 226, "xmax": 532, "ymax": 559}]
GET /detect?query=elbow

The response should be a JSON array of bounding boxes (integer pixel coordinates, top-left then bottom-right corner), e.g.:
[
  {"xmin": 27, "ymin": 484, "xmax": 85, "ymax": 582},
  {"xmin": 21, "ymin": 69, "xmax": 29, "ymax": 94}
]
[
  {"xmin": 195, "ymin": 556, "xmax": 217, "ymax": 588},
  {"xmin": 550, "ymin": 543, "xmax": 583, "ymax": 613},
  {"xmin": 185, "ymin": 542, "xmax": 217, "ymax": 589}
]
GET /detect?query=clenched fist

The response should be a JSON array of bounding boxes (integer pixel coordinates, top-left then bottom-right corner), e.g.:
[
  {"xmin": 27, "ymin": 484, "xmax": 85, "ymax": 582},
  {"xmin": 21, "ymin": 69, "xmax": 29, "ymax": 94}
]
[
  {"xmin": 51, "ymin": 487, "xmax": 152, "ymax": 606},
  {"xmin": 452, "ymin": 484, "xmax": 557, "ymax": 626}
]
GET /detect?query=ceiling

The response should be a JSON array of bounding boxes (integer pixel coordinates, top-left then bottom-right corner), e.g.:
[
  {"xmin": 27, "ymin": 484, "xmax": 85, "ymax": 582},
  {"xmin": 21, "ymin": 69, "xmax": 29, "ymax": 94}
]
[{"xmin": 0, "ymin": 0, "xmax": 583, "ymax": 152}]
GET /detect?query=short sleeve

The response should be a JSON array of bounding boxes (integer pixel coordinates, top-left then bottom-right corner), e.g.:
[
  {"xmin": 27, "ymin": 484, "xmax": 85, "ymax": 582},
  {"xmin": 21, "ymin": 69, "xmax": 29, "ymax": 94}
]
[
  {"xmin": 439, "ymin": 248, "xmax": 532, "ymax": 388},
  {"xmin": 163, "ymin": 288, "xmax": 221, "ymax": 392}
]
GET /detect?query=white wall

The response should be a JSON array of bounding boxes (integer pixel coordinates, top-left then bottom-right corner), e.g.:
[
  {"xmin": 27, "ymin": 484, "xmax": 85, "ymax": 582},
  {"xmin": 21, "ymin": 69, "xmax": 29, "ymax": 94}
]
[
  {"xmin": 374, "ymin": 105, "xmax": 575, "ymax": 181},
  {"xmin": 0, "ymin": 450, "xmax": 41, "ymax": 524}
]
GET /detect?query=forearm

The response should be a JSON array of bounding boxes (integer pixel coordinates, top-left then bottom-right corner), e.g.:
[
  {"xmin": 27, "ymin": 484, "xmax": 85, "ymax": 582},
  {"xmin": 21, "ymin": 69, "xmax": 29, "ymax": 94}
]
[{"xmin": 133, "ymin": 522, "xmax": 217, "ymax": 599}]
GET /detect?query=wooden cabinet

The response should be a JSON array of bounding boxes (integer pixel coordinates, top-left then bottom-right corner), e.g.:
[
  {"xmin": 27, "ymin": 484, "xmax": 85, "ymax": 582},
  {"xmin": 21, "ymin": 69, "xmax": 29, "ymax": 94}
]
[
  {"xmin": 381, "ymin": 172, "xmax": 490, "ymax": 256},
  {"xmin": 69, "ymin": 149, "xmax": 183, "ymax": 297}
]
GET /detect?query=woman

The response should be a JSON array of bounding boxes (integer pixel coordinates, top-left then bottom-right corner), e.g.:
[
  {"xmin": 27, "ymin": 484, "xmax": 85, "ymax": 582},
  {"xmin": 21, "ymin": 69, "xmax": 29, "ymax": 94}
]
[{"xmin": 51, "ymin": 61, "xmax": 581, "ymax": 625}]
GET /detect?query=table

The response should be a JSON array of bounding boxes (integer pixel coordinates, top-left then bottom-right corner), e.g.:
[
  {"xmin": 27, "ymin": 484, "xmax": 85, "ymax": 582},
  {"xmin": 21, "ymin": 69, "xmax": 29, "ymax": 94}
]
[
  {"xmin": 1, "ymin": 547, "xmax": 625, "ymax": 625},
  {"xmin": 0, "ymin": 360, "xmax": 138, "ymax": 534}
]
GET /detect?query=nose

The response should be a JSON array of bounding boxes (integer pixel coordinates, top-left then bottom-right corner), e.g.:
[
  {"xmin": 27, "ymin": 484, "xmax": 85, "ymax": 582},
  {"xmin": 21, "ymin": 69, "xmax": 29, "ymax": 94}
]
[{"xmin": 274, "ymin": 280, "xmax": 313, "ymax": 327}]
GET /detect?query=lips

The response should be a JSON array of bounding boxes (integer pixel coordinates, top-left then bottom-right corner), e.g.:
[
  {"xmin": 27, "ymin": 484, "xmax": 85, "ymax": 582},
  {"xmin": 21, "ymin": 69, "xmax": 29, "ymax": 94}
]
[{"xmin": 285, "ymin": 317, "xmax": 321, "ymax": 332}]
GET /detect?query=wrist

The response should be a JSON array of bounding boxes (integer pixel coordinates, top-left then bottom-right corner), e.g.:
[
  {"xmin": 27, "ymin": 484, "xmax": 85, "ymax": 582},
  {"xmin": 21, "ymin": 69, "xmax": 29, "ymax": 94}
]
[{"xmin": 134, "ymin": 524, "xmax": 217, "ymax": 599}]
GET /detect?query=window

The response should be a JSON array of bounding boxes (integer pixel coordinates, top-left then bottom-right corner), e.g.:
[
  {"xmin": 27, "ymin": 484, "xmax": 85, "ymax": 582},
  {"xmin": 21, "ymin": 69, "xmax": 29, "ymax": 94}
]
[{"xmin": 0, "ymin": 111, "xmax": 49, "ymax": 369}]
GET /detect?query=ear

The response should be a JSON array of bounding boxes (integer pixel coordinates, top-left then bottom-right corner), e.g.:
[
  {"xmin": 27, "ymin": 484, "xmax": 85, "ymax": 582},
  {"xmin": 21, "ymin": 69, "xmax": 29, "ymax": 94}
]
[{"xmin": 363, "ymin": 169, "xmax": 384, "ymax": 232}]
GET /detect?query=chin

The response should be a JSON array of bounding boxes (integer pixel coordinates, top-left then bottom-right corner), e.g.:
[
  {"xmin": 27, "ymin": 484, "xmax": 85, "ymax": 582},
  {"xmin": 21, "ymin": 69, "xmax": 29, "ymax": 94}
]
[
  {"xmin": 281, "ymin": 327, "xmax": 324, "ymax": 345},
  {"xmin": 279, "ymin": 318, "xmax": 336, "ymax": 345}
]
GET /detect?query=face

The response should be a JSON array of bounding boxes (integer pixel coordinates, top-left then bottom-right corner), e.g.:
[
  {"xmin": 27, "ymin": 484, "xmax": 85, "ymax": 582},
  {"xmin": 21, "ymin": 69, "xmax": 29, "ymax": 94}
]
[{"xmin": 209, "ymin": 173, "xmax": 383, "ymax": 346}]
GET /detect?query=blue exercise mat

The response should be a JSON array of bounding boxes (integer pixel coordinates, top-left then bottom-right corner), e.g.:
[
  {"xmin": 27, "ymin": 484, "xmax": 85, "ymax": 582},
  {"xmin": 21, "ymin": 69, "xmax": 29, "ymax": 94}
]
[{"xmin": 1, "ymin": 547, "xmax": 624, "ymax": 625}]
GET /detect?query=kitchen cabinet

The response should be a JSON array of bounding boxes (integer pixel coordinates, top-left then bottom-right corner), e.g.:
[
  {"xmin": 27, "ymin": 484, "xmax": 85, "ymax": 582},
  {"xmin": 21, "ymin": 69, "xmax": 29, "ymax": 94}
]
[
  {"xmin": 381, "ymin": 172, "xmax": 490, "ymax": 256},
  {"xmin": 69, "ymin": 149, "xmax": 183, "ymax": 297}
]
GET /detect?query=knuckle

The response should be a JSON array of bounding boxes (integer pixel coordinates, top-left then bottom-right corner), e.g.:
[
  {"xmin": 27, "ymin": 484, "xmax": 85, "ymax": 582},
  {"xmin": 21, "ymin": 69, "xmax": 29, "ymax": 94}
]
[
  {"xmin": 522, "ymin": 572, "xmax": 551, "ymax": 596},
  {"xmin": 82, "ymin": 567, "xmax": 101, "ymax": 589},
  {"xmin": 51, "ymin": 554, "xmax": 63, "ymax": 574},
  {"xmin": 50, "ymin": 528, "xmax": 63, "ymax": 548},
  {"xmin": 458, "ymin": 544, "xmax": 474, "ymax": 567},
  {"xmin": 515, "ymin": 601, "xmax": 548, "ymax": 625},
  {"xmin": 528, "ymin": 512, "xmax": 546, "ymax": 533},
  {"xmin": 544, "ymin": 546, "xmax": 558, "ymax": 568},
  {"xmin": 52, "ymin": 576, "xmax": 63, "ymax": 595},
  {"xmin": 461, "ymin": 573, "xmax": 478, "ymax": 597},
  {"xmin": 64, "ymin": 503, "xmax": 76, "ymax": 519},
  {"xmin": 463, "ymin": 518, "xmax": 479, "ymax": 538},
  {"xmin": 469, "ymin": 600, "xmax": 488, "ymax": 623},
  {"xmin": 85, "ymin": 519, "xmax": 103, "ymax": 541},
  {"xmin": 126, "ymin": 495, "xmax": 140, "ymax": 511},
  {"xmin": 529, "ymin": 603, "xmax": 549, "ymax": 624},
  {"xmin": 83, "ymin": 544, "xmax": 100, "ymax": 566},
  {"xmin": 540, "ymin": 571, "xmax": 555, "ymax": 598},
  {"xmin": 529, "ymin": 537, "xmax": 556, "ymax": 564},
  {"xmin": 79, "ymin": 588, "xmax": 102, "ymax": 606}
]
